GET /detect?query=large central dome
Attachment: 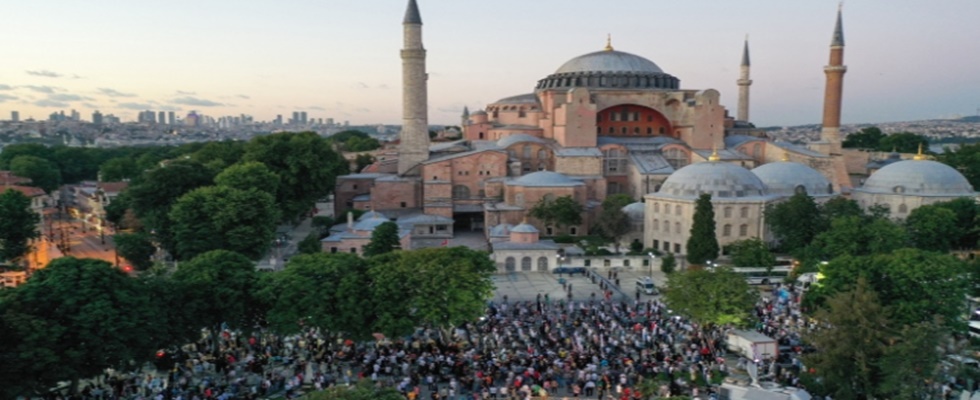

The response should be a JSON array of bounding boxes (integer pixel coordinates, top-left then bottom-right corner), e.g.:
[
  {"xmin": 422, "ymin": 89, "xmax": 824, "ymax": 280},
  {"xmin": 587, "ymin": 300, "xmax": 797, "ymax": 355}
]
[
  {"xmin": 555, "ymin": 50, "xmax": 664, "ymax": 74},
  {"xmin": 536, "ymin": 46, "xmax": 679, "ymax": 91}
]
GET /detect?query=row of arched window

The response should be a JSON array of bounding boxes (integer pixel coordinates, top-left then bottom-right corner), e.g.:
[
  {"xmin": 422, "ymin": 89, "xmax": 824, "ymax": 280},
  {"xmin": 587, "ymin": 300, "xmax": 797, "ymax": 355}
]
[
  {"xmin": 651, "ymin": 220, "xmax": 682, "ymax": 234},
  {"xmin": 722, "ymin": 224, "xmax": 750, "ymax": 237},
  {"xmin": 651, "ymin": 203, "xmax": 683, "ymax": 215},
  {"xmin": 503, "ymin": 256, "xmax": 549, "ymax": 272}
]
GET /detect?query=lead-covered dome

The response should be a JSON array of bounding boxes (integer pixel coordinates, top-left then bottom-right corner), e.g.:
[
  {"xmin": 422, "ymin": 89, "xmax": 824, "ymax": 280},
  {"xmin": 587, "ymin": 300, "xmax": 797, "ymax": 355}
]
[
  {"xmin": 657, "ymin": 161, "xmax": 767, "ymax": 199},
  {"xmin": 556, "ymin": 50, "xmax": 664, "ymax": 74},
  {"xmin": 508, "ymin": 171, "xmax": 583, "ymax": 187},
  {"xmin": 536, "ymin": 47, "xmax": 679, "ymax": 91},
  {"xmin": 752, "ymin": 161, "xmax": 833, "ymax": 197},
  {"xmin": 858, "ymin": 159, "xmax": 974, "ymax": 196}
]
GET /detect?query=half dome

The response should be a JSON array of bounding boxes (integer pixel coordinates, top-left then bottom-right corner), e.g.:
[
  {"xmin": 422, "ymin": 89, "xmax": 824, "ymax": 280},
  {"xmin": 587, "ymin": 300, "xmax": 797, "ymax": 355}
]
[{"xmin": 508, "ymin": 171, "xmax": 583, "ymax": 187}]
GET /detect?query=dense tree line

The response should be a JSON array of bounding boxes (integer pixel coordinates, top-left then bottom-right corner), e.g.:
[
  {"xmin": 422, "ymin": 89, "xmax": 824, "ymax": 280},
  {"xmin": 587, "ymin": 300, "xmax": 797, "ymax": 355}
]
[
  {"xmin": 842, "ymin": 126, "xmax": 929, "ymax": 153},
  {"xmin": 0, "ymin": 246, "xmax": 494, "ymax": 397}
]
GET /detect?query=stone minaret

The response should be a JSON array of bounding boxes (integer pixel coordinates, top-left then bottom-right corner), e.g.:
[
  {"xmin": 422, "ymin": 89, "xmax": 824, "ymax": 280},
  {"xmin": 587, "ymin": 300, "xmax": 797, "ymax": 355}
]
[
  {"xmin": 398, "ymin": 0, "xmax": 430, "ymax": 176},
  {"xmin": 460, "ymin": 106, "xmax": 469, "ymax": 128},
  {"xmin": 736, "ymin": 37, "xmax": 752, "ymax": 122},
  {"xmin": 820, "ymin": 6, "xmax": 847, "ymax": 155}
]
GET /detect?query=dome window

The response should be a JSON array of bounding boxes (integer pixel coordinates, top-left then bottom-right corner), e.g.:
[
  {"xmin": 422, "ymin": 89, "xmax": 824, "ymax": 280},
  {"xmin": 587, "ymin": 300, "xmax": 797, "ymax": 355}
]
[
  {"xmin": 794, "ymin": 185, "xmax": 807, "ymax": 195},
  {"xmin": 893, "ymin": 185, "xmax": 906, "ymax": 194}
]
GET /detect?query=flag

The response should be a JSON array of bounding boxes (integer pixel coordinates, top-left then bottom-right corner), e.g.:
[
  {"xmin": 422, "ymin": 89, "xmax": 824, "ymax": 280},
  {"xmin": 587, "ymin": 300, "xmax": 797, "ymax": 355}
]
[{"xmin": 441, "ymin": 239, "xmax": 449, "ymax": 246}]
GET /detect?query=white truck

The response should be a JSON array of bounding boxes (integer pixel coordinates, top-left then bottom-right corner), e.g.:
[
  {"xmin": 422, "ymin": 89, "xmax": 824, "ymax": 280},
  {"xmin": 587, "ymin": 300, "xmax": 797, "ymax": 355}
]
[{"xmin": 727, "ymin": 329, "xmax": 779, "ymax": 361}]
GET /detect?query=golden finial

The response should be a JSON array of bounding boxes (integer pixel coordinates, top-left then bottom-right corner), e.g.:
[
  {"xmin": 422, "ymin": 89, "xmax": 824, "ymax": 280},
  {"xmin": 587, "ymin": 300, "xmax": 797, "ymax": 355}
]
[
  {"xmin": 780, "ymin": 152, "xmax": 790, "ymax": 162},
  {"xmin": 913, "ymin": 143, "xmax": 926, "ymax": 160},
  {"xmin": 605, "ymin": 34, "xmax": 614, "ymax": 51},
  {"xmin": 708, "ymin": 146, "xmax": 720, "ymax": 162}
]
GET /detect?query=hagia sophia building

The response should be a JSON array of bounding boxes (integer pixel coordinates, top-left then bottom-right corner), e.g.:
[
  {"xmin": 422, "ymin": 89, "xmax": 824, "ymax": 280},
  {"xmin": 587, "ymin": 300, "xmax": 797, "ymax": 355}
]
[{"xmin": 328, "ymin": 0, "xmax": 977, "ymax": 266}]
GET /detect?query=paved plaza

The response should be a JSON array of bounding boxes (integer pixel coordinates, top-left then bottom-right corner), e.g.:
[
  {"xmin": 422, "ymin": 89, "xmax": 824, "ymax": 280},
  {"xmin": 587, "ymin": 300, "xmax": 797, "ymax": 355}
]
[{"xmin": 491, "ymin": 268, "xmax": 669, "ymax": 304}]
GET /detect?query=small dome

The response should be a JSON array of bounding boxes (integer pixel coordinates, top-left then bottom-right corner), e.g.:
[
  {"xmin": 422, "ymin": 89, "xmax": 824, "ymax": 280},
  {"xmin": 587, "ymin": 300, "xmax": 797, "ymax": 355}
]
[
  {"xmin": 509, "ymin": 171, "xmax": 583, "ymax": 187},
  {"xmin": 556, "ymin": 50, "xmax": 664, "ymax": 74},
  {"xmin": 497, "ymin": 133, "xmax": 545, "ymax": 149},
  {"xmin": 622, "ymin": 202, "xmax": 645, "ymax": 219},
  {"xmin": 859, "ymin": 159, "xmax": 974, "ymax": 196},
  {"xmin": 494, "ymin": 93, "xmax": 540, "ymax": 105},
  {"xmin": 353, "ymin": 217, "xmax": 390, "ymax": 231},
  {"xmin": 511, "ymin": 223, "xmax": 539, "ymax": 233},
  {"xmin": 752, "ymin": 161, "xmax": 832, "ymax": 197},
  {"xmin": 658, "ymin": 161, "xmax": 767, "ymax": 199},
  {"xmin": 357, "ymin": 210, "xmax": 387, "ymax": 221},
  {"xmin": 489, "ymin": 223, "xmax": 513, "ymax": 237}
]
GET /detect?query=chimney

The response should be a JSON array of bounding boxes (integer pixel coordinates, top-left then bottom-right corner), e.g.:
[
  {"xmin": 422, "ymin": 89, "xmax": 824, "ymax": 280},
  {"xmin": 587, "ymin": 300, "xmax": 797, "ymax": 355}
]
[{"xmin": 347, "ymin": 211, "xmax": 354, "ymax": 230}]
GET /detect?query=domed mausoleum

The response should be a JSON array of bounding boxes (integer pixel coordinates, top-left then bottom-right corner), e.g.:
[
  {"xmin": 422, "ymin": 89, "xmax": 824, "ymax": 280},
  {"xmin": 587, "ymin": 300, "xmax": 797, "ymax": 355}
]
[
  {"xmin": 852, "ymin": 153, "xmax": 976, "ymax": 218},
  {"xmin": 752, "ymin": 161, "xmax": 834, "ymax": 198}
]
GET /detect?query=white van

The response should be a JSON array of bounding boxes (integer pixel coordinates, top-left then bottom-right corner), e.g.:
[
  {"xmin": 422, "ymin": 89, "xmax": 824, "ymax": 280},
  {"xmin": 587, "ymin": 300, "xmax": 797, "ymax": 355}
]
[{"xmin": 635, "ymin": 277, "xmax": 658, "ymax": 295}]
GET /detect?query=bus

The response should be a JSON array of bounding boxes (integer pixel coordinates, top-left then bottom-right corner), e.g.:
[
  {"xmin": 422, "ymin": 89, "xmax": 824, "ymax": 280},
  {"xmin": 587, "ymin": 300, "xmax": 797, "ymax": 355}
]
[{"xmin": 731, "ymin": 266, "xmax": 793, "ymax": 285}]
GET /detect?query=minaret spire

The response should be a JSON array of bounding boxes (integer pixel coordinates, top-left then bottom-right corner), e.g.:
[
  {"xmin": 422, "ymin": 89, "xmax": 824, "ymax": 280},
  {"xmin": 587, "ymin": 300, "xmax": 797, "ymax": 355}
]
[
  {"xmin": 398, "ymin": 0, "xmax": 430, "ymax": 176},
  {"xmin": 736, "ymin": 36, "xmax": 752, "ymax": 122},
  {"xmin": 820, "ymin": 4, "xmax": 847, "ymax": 156},
  {"xmin": 831, "ymin": 3, "xmax": 845, "ymax": 47}
]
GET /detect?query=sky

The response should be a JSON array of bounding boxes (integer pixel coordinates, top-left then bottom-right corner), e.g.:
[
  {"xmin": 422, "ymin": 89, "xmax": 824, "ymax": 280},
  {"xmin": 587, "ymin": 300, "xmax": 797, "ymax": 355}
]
[{"xmin": 1, "ymin": 0, "xmax": 979, "ymax": 127}]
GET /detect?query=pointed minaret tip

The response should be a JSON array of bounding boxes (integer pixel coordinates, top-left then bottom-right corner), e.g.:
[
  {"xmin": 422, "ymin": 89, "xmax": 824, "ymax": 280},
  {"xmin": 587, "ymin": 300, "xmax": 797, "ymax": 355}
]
[
  {"xmin": 403, "ymin": 0, "xmax": 422, "ymax": 25},
  {"xmin": 604, "ymin": 34, "xmax": 614, "ymax": 52},
  {"xmin": 741, "ymin": 36, "xmax": 750, "ymax": 66},
  {"xmin": 831, "ymin": 3, "xmax": 844, "ymax": 47}
]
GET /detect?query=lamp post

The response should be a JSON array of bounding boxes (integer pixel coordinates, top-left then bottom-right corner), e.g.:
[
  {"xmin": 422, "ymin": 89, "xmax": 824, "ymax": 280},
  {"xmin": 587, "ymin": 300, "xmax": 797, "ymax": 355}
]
[{"xmin": 647, "ymin": 252, "xmax": 656, "ymax": 278}]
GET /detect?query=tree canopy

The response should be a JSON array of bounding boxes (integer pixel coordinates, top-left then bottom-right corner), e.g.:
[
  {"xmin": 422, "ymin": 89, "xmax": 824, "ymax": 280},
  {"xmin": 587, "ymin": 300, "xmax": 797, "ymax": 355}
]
[
  {"xmin": 811, "ymin": 215, "xmax": 908, "ymax": 259},
  {"xmin": 904, "ymin": 205, "xmax": 957, "ymax": 252},
  {"xmin": 765, "ymin": 192, "xmax": 823, "ymax": 253},
  {"xmin": 936, "ymin": 142, "xmax": 980, "ymax": 189},
  {"xmin": 169, "ymin": 185, "xmax": 279, "ymax": 260},
  {"xmin": 172, "ymin": 250, "xmax": 263, "ymax": 332},
  {"xmin": 113, "ymin": 232, "xmax": 156, "ymax": 271},
  {"xmin": 214, "ymin": 161, "xmax": 280, "ymax": 197},
  {"xmin": 362, "ymin": 221, "xmax": 401, "ymax": 257},
  {"xmin": 663, "ymin": 267, "xmax": 757, "ymax": 326},
  {"xmin": 686, "ymin": 194, "xmax": 719, "ymax": 265},
  {"xmin": 10, "ymin": 155, "xmax": 61, "ymax": 193},
  {"xmin": 528, "ymin": 195, "xmax": 583, "ymax": 230},
  {"xmin": 0, "ymin": 189, "xmax": 40, "ymax": 263},
  {"xmin": 126, "ymin": 159, "xmax": 216, "ymax": 254},
  {"xmin": 728, "ymin": 238, "xmax": 775, "ymax": 269},
  {"xmin": 842, "ymin": 126, "xmax": 929, "ymax": 153}
]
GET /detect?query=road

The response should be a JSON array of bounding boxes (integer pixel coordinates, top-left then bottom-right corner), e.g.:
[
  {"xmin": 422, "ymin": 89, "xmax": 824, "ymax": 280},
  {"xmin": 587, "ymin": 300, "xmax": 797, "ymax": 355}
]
[{"xmin": 39, "ymin": 215, "xmax": 119, "ymax": 269}]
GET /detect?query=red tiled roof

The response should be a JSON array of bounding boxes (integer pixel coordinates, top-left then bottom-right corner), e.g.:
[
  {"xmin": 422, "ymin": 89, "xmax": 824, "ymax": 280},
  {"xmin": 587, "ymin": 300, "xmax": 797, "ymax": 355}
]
[
  {"xmin": 2, "ymin": 185, "xmax": 45, "ymax": 197},
  {"xmin": 0, "ymin": 171, "xmax": 31, "ymax": 185},
  {"xmin": 98, "ymin": 181, "xmax": 129, "ymax": 193}
]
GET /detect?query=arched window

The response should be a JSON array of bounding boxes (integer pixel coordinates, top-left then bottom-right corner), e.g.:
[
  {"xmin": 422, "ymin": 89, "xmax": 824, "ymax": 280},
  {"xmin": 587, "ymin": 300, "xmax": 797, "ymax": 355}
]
[
  {"xmin": 538, "ymin": 149, "xmax": 548, "ymax": 160},
  {"xmin": 505, "ymin": 257, "xmax": 516, "ymax": 271},
  {"xmin": 653, "ymin": 219, "xmax": 660, "ymax": 231},
  {"xmin": 675, "ymin": 205, "xmax": 682, "ymax": 215},
  {"xmin": 537, "ymin": 257, "xmax": 548, "ymax": 272},
  {"xmin": 523, "ymin": 145, "xmax": 531, "ymax": 158},
  {"xmin": 674, "ymin": 222, "xmax": 681, "ymax": 234},
  {"xmin": 603, "ymin": 148, "xmax": 627, "ymax": 176},
  {"xmin": 898, "ymin": 204, "xmax": 908, "ymax": 214},
  {"xmin": 521, "ymin": 257, "xmax": 532, "ymax": 271},
  {"xmin": 452, "ymin": 185, "xmax": 470, "ymax": 199},
  {"xmin": 723, "ymin": 224, "xmax": 732, "ymax": 236},
  {"xmin": 664, "ymin": 204, "xmax": 671, "ymax": 214},
  {"xmin": 515, "ymin": 193, "xmax": 525, "ymax": 207},
  {"xmin": 739, "ymin": 224, "xmax": 748, "ymax": 236},
  {"xmin": 664, "ymin": 148, "xmax": 689, "ymax": 169},
  {"xmin": 654, "ymin": 203, "xmax": 660, "ymax": 213},
  {"xmin": 740, "ymin": 207, "xmax": 749, "ymax": 218},
  {"xmin": 723, "ymin": 207, "xmax": 732, "ymax": 218}
]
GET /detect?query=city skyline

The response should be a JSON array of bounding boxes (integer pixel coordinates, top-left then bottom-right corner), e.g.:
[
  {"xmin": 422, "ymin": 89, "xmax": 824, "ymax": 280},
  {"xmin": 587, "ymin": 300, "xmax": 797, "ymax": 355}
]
[{"xmin": 1, "ymin": 0, "xmax": 978, "ymax": 127}]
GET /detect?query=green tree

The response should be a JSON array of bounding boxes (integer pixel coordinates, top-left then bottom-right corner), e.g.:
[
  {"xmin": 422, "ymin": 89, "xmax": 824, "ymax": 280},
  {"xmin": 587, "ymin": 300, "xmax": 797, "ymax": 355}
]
[
  {"xmin": 807, "ymin": 249, "xmax": 968, "ymax": 328},
  {"xmin": 243, "ymin": 132, "xmax": 349, "ymax": 222},
  {"xmin": 354, "ymin": 153, "xmax": 375, "ymax": 172},
  {"xmin": 878, "ymin": 132, "xmax": 929, "ymax": 153},
  {"xmin": 0, "ymin": 143, "xmax": 49, "ymax": 169},
  {"xmin": 261, "ymin": 253, "xmax": 374, "ymax": 338},
  {"xmin": 99, "ymin": 157, "xmax": 138, "ymax": 182},
  {"xmin": 595, "ymin": 207, "xmax": 630, "ymax": 252},
  {"xmin": 127, "ymin": 159, "xmax": 216, "ymax": 253},
  {"xmin": 663, "ymin": 267, "xmax": 757, "ymax": 326},
  {"xmin": 214, "ymin": 161, "xmax": 280, "ymax": 197},
  {"xmin": 363, "ymin": 221, "xmax": 401, "ymax": 257},
  {"xmin": 936, "ymin": 142, "xmax": 980, "ymax": 189},
  {"xmin": 842, "ymin": 126, "xmax": 885, "ymax": 150},
  {"xmin": 50, "ymin": 146, "xmax": 100, "ymax": 183},
  {"xmin": 660, "ymin": 252, "xmax": 676, "ymax": 274},
  {"xmin": 728, "ymin": 238, "xmax": 775, "ymax": 270},
  {"xmin": 297, "ymin": 232, "xmax": 322, "ymax": 255},
  {"xmin": 601, "ymin": 193, "xmax": 634, "ymax": 211},
  {"xmin": 905, "ymin": 205, "xmax": 957, "ymax": 252},
  {"xmin": 819, "ymin": 196, "xmax": 863, "ymax": 223},
  {"xmin": 0, "ymin": 258, "xmax": 161, "ymax": 395},
  {"xmin": 686, "ymin": 194, "xmax": 719, "ymax": 265},
  {"xmin": 302, "ymin": 382, "xmax": 404, "ymax": 400},
  {"xmin": 0, "ymin": 189, "xmax": 40, "ymax": 263},
  {"xmin": 169, "ymin": 186, "xmax": 279, "ymax": 260},
  {"xmin": 189, "ymin": 140, "xmax": 245, "ymax": 173},
  {"xmin": 932, "ymin": 197, "xmax": 980, "ymax": 249},
  {"xmin": 528, "ymin": 195, "xmax": 583, "ymax": 231},
  {"xmin": 369, "ymin": 247, "xmax": 495, "ymax": 338},
  {"xmin": 113, "ymin": 232, "xmax": 156, "ymax": 270},
  {"xmin": 765, "ymin": 192, "xmax": 823, "ymax": 252},
  {"xmin": 811, "ymin": 215, "xmax": 908, "ymax": 259},
  {"xmin": 172, "ymin": 250, "xmax": 263, "ymax": 333},
  {"xmin": 10, "ymin": 155, "xmax": 61, "ymax": 193}
]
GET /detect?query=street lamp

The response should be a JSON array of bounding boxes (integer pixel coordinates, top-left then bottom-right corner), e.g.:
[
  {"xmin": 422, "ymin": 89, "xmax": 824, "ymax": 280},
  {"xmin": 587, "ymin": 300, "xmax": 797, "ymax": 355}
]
[{"xmin": 647, "ymin": 252, "xmax": 656, "ymax": 278}]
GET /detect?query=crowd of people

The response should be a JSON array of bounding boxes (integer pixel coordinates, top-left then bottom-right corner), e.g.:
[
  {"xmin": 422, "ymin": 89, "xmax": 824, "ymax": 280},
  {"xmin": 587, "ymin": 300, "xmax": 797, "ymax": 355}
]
[{"xmin": 44, "ymin": 275, "xmax": 814, "ymax": 400}]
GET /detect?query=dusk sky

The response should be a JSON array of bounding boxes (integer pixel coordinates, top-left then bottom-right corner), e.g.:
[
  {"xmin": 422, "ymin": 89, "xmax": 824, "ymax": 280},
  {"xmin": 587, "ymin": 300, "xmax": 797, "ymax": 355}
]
[{"xmin": 2, "ymin": 0, "xmax": 979, "ymax": 127}]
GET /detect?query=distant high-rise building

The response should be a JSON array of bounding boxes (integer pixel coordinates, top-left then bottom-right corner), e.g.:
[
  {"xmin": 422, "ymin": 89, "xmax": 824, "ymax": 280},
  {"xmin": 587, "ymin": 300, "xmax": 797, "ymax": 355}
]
[
  {"xmin": 158, "ymin": 111, "xmax": 166, "ymax": 125},
  {"xmin": 275, "ymin": 115, "xmax": 283, "ymax": 125},
  {"xmin": 300, "ymin": 111, "xmax": 308, "ymax": 125},
  {"xmin": 92, "ymin": 110, "xmax": 103, "ymax": 125},
  {"xmin": 11, "ymin": 111, "xmax": 19, "ymax": 122},
  {"xmin": 292, "ymin": 111, "xmax": 300, "ymax": 125},
  {"xmin": 185, "ymin": 111, "xmax": 199, "ymax": 127},
  {"xmin": 70, "ymin": 109, "xmax": 80, "ymax": 122},
  {"xmin": 138, "ymin": 110, "xmax": 157, "ymax": 124},
  {"xmin": 168, "ymin": 111, "xmax": 176, "ymax": 125},
  {"xmin": 326, "ymin": 118, "xmax": 334, "ymax": 126}
]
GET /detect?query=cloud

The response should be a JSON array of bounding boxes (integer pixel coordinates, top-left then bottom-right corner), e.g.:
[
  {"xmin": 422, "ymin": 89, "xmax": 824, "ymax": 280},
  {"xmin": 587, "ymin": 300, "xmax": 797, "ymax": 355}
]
[
  {"xmin": 377, "ymin": 84, "xmax": 390, "ymax": 90},
  {"xmin": 82, "ymin": 103, "xmax": 99, "ymax": 109},
  {"xmin": 26, "ymin": 69, "xmax": 63, "ymax": 78},
  {"xmin": 353, "ymin": 82, "xmax": 369, "ymax": 89},
  {"xmin": 98, "ymin": 88, "xmax": 136, "ymax": 97},
  {"xmin": 236, "ymin": 94, "xmax": 250, "ymax": 99},
  {"xmin": 48, "ymin": 93, "xmax": 92, "ymax": 102},
  {"xmin": 173, "ymin": 96, "xmax": 223, "ymax": 107},
  {"xmin": 0, "ymin": 84, "xmax": 13, "ymax": 90},
  {"xmin": 117, "ymin": 102, "xmax": 154, "ymax": 110},
  {"xmin": 175, "ymin": 90, "xmax": 196, "ymax": 95},
  {"xmin": 0, "ymin": 94, "xmax": 18, "ymax": 102},
  {"xmin": 355, "ymin": 107, "xmax": 370, "ymax": 113},
  {"xmin": 34, "ymin": 99, "xmax": 69, "ymax": 108},
  {"xmin": 23, "ymin": 85, "xmax": 58, "ymax": 94},
  {"xmin": 308, "ymin": 106, "xmax": 326, "ymax": 111},
  {"xmin": 71, "ymin": 74, "xmax": 84, "ymax": 79}
]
